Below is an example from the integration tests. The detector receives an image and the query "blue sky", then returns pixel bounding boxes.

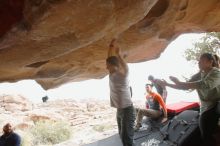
[0,33,204,103]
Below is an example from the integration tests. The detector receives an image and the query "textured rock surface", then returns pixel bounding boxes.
[0,94,33,112]
[0,0,220,89]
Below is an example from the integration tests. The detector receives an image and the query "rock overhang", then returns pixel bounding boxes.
[0,0,220,89]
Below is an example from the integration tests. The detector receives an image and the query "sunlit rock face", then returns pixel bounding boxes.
[0,0,220,89]
[0,94,32,112]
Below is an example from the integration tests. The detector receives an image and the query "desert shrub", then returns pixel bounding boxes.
[29,120,72,145]
[19,131,33,146]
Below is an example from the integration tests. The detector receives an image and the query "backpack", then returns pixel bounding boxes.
[137,110,201,146]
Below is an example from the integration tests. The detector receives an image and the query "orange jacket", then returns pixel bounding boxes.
[147,92,167,117]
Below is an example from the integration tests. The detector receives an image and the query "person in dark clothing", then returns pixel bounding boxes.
[0,123,21,146]
[148,75,167,102]
[42,95,49,102]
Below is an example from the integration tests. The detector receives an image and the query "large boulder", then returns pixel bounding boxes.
[0,0,220,89]
[0,94,33,112]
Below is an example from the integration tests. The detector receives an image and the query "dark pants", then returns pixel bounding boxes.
[117,105,135,146]
[199,104,219,145]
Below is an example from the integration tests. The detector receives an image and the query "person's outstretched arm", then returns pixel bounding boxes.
[107,39,116,57]
[156,77,198,90]
[115,47,128,74]
[109,39,128,74]
[169,76,198,90]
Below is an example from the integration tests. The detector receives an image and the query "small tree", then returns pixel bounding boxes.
[184,32,220,64]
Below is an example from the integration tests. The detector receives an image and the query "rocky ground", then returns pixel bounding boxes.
[0,94,144,146]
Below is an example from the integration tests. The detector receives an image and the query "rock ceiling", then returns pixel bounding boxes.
[0,0,220,89]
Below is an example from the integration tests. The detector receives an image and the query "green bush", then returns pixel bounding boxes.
[29,120,72,145]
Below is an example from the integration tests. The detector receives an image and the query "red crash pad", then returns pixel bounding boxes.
[167,101,200,115]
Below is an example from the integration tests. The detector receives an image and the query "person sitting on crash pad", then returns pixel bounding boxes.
[135,84,167,131]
